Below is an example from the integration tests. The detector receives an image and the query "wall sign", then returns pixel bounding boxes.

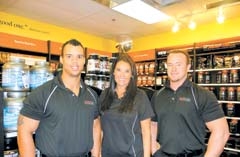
[0,32,47,53]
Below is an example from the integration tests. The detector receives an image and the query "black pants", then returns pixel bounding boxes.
[153,149,203,157]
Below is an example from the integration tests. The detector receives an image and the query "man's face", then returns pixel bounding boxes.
[166,53,190,83]
[60,44,85,77]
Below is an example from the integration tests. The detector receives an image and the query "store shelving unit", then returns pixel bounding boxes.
[0,89,3,157]
[192,41,240,156]
[0,33,62,156]
[128,49,156,89]
[135,38,240,156]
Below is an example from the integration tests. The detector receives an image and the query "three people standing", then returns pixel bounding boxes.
[17,39,229,157]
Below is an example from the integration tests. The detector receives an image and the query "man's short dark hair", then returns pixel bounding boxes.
[61,39,84,56]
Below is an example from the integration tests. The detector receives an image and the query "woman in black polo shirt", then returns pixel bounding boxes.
[99,53,154,157]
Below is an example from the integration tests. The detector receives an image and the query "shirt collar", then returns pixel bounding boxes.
[165,79,193,90]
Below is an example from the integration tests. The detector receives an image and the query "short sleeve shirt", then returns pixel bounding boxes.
[100,88,154,157]
[20,75,99,156]
[151,79,225,154]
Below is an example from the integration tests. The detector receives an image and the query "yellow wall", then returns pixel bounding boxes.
[0,12,116,52]
[131,16,240,51]
[1,11,240,52]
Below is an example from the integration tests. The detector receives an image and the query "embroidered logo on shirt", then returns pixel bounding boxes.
[179,97,191,102]
[84,100,94,105]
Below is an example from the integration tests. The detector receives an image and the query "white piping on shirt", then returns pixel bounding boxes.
[191,86,199,110]
[131,113,138,157]
[86,87,97,104]
[43,86,97,114]
[43,85,58,113]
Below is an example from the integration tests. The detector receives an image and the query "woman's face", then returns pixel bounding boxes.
[114,60,132,88]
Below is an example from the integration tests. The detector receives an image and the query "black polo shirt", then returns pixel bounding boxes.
[20,74,99,156]
[151,79,225,154]
[100,88,154,157]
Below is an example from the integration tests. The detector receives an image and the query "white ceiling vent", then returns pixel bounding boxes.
[152,0,183,6]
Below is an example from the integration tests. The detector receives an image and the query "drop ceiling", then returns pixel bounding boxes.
[0,0,240,42]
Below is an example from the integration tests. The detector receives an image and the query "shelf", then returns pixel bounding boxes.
[196,48,240,56]
[138,85,155,88]
[156,58,167,61]
[5,131,17,138]
[224,147,240,153]
[230,133,240,136]
[156,71,167,75]
[218,101,240,104]
[195,67,240,72]
[155,84,164,87]
[226,117,240,120]
[156,70,194,74]
[198,83,240,86]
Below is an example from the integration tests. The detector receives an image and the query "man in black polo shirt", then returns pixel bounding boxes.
[151,50,229,157]
[17,39,101,157]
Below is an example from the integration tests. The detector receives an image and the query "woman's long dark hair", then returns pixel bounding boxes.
[100,53,138,113]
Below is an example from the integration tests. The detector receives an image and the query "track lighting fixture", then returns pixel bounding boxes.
[172,21,180,33]
[188,20,196,30]
[217,7,225,24]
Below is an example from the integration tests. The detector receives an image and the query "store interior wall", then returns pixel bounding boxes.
[132,16,240,51]
[0,11,116,53]
[1,11,240,53]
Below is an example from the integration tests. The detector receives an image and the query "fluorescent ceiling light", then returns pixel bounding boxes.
[112,0,170,24]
